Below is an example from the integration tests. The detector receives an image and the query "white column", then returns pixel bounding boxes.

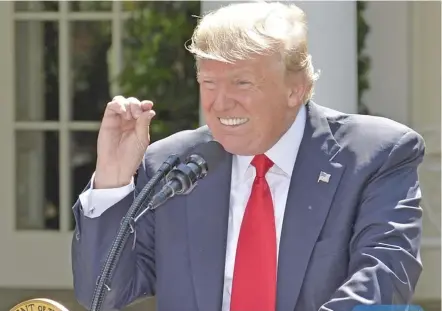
[199,0,358,125]
[363,2,410,125]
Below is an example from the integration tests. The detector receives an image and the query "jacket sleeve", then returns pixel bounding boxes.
[319,130,425,310]
[71,160,156,310]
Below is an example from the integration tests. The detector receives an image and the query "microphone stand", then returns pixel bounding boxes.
[133,193,167,222]
[89,155,181,311]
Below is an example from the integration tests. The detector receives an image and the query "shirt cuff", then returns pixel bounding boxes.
[79,172,135,218]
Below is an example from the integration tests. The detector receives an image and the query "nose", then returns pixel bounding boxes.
[212,89,236,112]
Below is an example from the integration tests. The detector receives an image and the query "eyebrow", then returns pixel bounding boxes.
[198,69,258,79]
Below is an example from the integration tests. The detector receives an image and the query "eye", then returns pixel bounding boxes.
[201,80,216,89]
[235,80,253,89]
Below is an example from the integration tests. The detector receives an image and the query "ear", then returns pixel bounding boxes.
[286,74,307,108]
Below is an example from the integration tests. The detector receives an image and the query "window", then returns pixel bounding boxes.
[14,1,201,231]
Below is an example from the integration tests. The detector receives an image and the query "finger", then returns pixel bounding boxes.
[136,109,156,134]
[117,97,132,120]
[127,97,143,119]
[105,99,126,116]
[112,95,126,102]
[108,96,131,120]
[135,109,156,146]
[107,95,128,114]
[140,100,154,111]
[111,95,129,118]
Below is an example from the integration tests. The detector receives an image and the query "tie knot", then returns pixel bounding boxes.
[251,154,273,178]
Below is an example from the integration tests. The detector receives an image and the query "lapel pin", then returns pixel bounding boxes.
[318,171,331,183]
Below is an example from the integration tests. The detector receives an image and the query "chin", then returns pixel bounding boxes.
[215,137,261,156]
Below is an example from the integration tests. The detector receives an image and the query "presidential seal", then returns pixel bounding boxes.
[10,298,69,311]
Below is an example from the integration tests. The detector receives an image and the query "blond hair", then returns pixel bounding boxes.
[186,1,320,101]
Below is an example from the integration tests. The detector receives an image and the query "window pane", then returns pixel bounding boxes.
[69,1,112,11]
[71,21,112,121]
[70,131,98,229]
[16,131,59,230]
[120,1,201,142]
[15,21,59,121]
[15,1,58,12]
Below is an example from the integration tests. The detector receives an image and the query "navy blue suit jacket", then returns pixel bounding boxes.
[72,101,425,311]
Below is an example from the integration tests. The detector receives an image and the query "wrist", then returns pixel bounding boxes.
[93,176,132,189]
[94,165,133,189]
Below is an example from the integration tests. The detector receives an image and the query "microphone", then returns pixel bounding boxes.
[134,140,225,221]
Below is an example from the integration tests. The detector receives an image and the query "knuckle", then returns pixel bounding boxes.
[112,95,125,102]
[106,99,126,114]
[106,101,119,110]
[127,97,140,104]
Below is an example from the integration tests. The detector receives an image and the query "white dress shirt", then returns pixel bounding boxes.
[79,105,306,310]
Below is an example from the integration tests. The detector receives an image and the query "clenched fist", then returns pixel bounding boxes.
[94,96,156,189]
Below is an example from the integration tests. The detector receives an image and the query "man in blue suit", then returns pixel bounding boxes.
[71,2,425,311]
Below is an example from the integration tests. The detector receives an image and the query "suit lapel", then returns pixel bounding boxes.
[186,142,232,311]
[276,102,346,311]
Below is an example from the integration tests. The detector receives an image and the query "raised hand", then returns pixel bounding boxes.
[94,96,156,189]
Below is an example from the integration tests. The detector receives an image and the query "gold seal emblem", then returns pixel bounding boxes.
[10,298,69,311]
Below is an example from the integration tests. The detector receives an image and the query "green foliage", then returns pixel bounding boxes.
[357,1,371,114]
[119,1,201,143]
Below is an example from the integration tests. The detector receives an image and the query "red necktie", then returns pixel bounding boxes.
[230,154,277,311]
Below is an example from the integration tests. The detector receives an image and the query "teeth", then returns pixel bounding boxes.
[219,117,249,126]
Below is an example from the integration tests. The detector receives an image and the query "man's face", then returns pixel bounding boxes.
[198,55,302,155]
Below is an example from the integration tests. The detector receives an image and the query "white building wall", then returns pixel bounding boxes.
[363,2,410,125]
[364,2,441,301]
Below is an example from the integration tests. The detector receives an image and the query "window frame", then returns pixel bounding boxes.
[0,0,128,288]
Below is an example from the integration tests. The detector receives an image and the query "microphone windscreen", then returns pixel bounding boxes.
[187,141,226,172]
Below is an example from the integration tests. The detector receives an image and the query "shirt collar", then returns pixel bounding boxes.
[233,104,307,179]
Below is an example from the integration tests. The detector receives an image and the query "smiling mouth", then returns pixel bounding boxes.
[218,117,249,126]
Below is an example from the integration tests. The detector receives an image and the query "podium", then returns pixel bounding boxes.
[10,298,69,311]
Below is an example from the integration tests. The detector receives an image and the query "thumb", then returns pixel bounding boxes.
[135,109,156,143]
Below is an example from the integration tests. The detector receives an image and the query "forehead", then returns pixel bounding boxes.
[197,54,283,78]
